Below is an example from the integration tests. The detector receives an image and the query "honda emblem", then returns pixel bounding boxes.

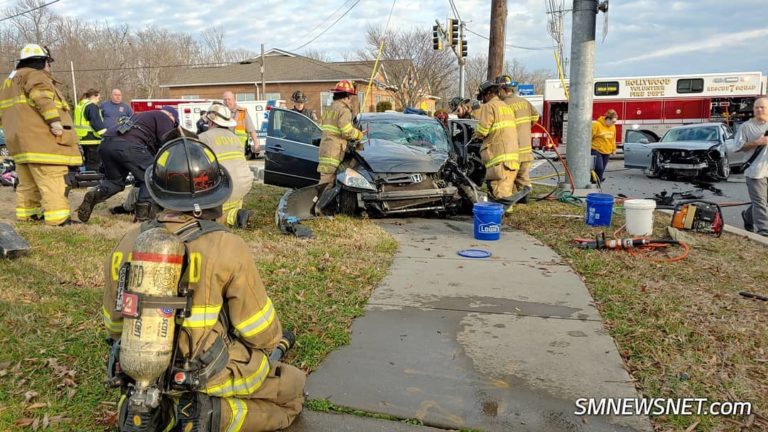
[410,174,422,183]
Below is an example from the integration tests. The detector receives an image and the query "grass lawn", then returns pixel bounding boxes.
[509,199,768,431]
[0,184,397,431]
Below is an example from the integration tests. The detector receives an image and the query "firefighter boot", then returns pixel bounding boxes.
[77,187,110,223]
[133,201,160,222]
[118,390,175,432]
[176,392,221,432]
[235,208,251,229]
[313,185,340,216]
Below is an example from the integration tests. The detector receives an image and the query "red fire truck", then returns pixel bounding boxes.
[129,98,214,114]
[540,72,767,149]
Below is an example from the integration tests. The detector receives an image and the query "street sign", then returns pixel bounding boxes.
[518,84,535,96]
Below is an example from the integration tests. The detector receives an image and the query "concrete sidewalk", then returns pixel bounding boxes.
[286,218,653,432]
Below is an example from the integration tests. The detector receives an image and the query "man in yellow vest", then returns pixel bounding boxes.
[223,91,260,157]
[0,44,82,226]
[496,75,539,203]
[472,80,520,211]
[74,88,108,172]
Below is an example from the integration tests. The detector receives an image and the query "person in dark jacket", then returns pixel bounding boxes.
[76,107,179,223]
[196,110,209,134]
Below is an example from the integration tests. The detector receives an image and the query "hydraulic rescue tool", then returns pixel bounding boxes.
[670,200,724,236]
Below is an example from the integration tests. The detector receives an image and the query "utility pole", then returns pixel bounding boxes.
[458,21,466,98]
[565,0,598,189]
[487,0,507,80]
[260,44,266,99]
[70,61,77,104]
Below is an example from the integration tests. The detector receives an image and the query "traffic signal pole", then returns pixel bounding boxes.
[433,18,468,98]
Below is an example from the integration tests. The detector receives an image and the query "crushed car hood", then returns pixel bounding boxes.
[647,141,720,151]
[359,139,449,173]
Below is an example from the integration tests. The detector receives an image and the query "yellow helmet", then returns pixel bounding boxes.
[19,44,53,62]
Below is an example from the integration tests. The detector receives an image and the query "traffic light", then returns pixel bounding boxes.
[449,19,459,47]
[432,25,442,50]
[460,39,468,57]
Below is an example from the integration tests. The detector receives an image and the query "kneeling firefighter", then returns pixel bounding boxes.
[102,138,306,432]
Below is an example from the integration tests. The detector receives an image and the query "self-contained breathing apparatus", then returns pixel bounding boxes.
[107,220,294,432]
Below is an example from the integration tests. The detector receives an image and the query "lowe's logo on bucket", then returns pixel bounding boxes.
[479,222,500,234]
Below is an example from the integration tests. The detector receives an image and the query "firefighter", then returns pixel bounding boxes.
[291,90,317,122]
[223,91,260,156]
[496,75,539,203]
[0,44,82,226]
[76,107,179,223]
[198,103,254,228]
[74,88,108,172]
[315,80,364,214]
[472,80,520,210]
[103,139,305,432]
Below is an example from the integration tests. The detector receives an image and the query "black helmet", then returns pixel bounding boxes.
[291,90,308,103]
[449,96,470,112]
[146,138,232,212]
[477,80,499,98]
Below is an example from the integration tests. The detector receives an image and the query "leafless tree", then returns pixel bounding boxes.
[302,48,331,62]
[360,25,456,110]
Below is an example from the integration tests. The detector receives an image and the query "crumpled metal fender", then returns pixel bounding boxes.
[275,184,326,238]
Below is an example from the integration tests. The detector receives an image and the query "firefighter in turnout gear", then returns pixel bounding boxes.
[496,75,539,203]
[291,90,317,122]
[0,44,82,226]
[472,80,520,211]
[103,138,305,432]
[315,80,363,214]
[74,88,108,172]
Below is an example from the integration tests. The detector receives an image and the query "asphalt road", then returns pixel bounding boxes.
[598,159,751,228]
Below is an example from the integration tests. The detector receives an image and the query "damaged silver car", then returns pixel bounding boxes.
[263,109,487,233]
[624,122,750,180]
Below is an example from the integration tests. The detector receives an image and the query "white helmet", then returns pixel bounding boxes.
[19,44,52,62]
[206,103,237,128]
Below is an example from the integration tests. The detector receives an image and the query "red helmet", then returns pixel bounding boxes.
[331,80,357,95]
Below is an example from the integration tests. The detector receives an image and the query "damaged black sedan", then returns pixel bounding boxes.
[263,109,486,231]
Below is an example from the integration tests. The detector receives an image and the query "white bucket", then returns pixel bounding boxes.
[624,199,656,236]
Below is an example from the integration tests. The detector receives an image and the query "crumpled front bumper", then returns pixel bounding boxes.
[275,184,325,237]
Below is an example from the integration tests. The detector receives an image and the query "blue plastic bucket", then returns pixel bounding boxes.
[473,202,504,241]
[585,193,614,227]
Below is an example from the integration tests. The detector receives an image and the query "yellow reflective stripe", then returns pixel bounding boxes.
[340,123,354,133]
[225,398,247,432]
[44,209,70,223]
[515,116,532,125]
[234,298,276,338]
[489,121,517,132]
[156,151,170,167]
[318,157,340,168]
[188,252,202,283]
[42,108,59,120]
[203,148,216,162]
[532,114,540,122]
[222,200,243,212]
[205,355,269,397]
[499,106,514,115]
[321,125,341,134]
[475,124,490,135]
[519,147,533,154]
[16,207,42,217]
[486,153,519,168]
[95,128,107,136]
[181,304,223,329]
[102,305,123,333]
[111,252,124,281]
[217,151,246,162]
[14,153,82,165]
[29,89,55,99]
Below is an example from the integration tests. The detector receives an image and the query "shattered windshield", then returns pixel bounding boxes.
[661,126,719,143]
[361,118,450,152]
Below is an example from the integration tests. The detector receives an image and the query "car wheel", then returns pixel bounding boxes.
[718,154,730,180]
[338,189,357,216]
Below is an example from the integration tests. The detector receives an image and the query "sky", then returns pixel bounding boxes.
[56,0,768,79]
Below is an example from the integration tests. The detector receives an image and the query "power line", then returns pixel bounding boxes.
[306,0,356,35]
[290,0,362,52]
[465,27,555,51]
[448,0,462,21]
[0,0,60,23]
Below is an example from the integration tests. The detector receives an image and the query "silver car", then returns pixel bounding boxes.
[623,122,751,181]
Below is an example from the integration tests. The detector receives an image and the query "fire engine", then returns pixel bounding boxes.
[129,98,214,115]
[540,72,767,149]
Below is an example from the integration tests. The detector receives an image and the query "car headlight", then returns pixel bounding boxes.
[338,168,376,191]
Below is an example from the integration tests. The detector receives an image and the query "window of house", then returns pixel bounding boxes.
[263,93,281,101]
[181,95,200,99]
[594,81,619,96]
[676,78,704,94]
[236,93,255,102]
[320,92,333,115]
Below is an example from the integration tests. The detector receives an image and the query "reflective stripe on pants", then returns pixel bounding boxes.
[15,163,70,225]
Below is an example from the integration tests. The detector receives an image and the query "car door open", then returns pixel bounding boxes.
[264,108,323,189]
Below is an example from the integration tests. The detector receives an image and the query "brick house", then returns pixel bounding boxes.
[161,49,436,114]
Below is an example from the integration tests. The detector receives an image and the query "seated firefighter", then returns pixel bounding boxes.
[102,139,305,432]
